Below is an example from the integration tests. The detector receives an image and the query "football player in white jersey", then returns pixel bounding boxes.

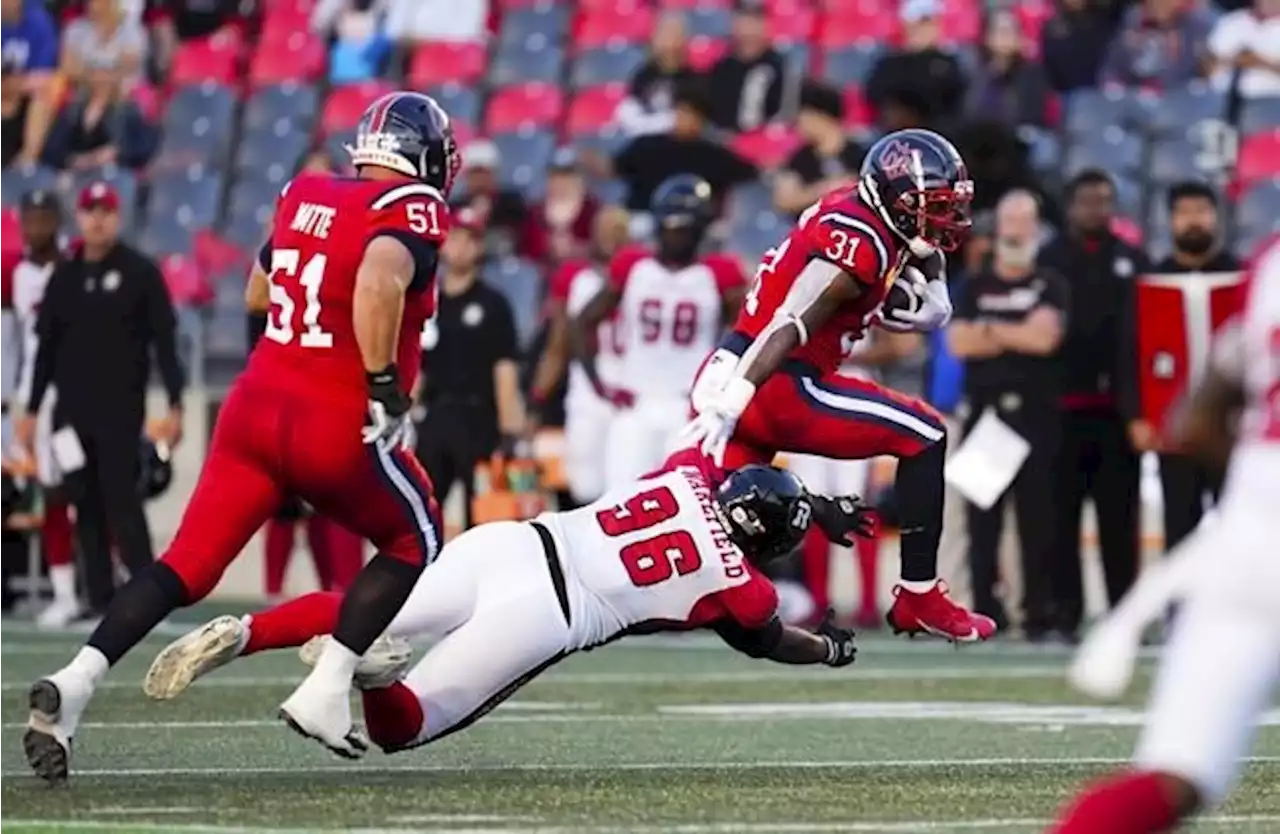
[4,190,78,627]
[572,175,745,491]
[1051,233,1280,834]
[144,451,869,754]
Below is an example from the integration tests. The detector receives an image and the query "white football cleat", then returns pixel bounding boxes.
[36,597,82,631]
[24,670,93,783]
[299,634,412,690]
[144,615,248,700]
[1069,618,1143,700]
[278,675,369,760]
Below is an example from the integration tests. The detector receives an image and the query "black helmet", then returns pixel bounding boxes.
[651,174,714,264]
[716,465,813,565]
[858,128,974,256]
[139,440,173,501]
[347,91,461,195]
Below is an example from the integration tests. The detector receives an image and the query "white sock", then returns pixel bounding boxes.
[49,565,76,603]
[67,646,109,686]
[311,639,360,686]
[898,578,939,594]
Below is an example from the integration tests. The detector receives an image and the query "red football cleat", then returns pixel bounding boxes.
[886,581,997,642]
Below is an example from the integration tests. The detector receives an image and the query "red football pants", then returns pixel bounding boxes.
[162,378,439,601]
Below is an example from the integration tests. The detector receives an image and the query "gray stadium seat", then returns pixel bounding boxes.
[685,7,731,38]
[490,43,565,86]
[225,175,281,222]
[1,164,59,207]
[149,167,224,231]
[572,45,645,89]
[154,83,237,169]
[1112,174,1144,221]
[1141,86,1227,139]
[571,128,628,157]
[1240,98,1280,138]
[590,177,627,206]
[726,181,775,226]
[821,45,880,86]
[205,307,249,362]
[491,131,556,194]
[235,127,310,182]
[500,7,570,46]
[138,212,196,255]
[323,130,356,167]
[778,43,811,78]
[220,204,273,250]
[1236,180,1280,239]
[1021,128,1062,176]
[727,210,787,266]
[426,84,481,126]
[243,83,319,135]
[482,257,543,348]
[1147,139,1203,186]
[1062,128,1143,177]
[1064,88,1134,137]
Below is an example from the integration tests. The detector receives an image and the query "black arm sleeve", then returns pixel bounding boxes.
[371,230,440,294]
[714,616,785,659]
[143,256,185,408]
[26,267,64,414]
[247,311,268,352]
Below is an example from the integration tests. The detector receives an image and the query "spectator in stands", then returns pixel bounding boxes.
[1,0,59,168]
[385,0,487,44]
[867,0,967,129]
[453,138,527,258]
[1099,0,1212,90]
[592,79,757,214]
[706,0,789,132]
[1038,168,1149,640]
[954,119,1059,226]
[1040,0,1116,94]
[42,62,155,171]
[149,0,242,73]
[60,0,147,87]
[326,2,390,84]
[615,11,694,138]
[772,80,864,216]
[1119,182,1241,557]
[1208,0,1280,99]
[965,10,1052,128]
[519,147,598,269]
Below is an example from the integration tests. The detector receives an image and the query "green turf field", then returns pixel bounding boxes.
[2,607,1278,834]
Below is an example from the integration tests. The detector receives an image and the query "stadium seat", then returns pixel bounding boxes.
[661,0,731,8]
[226,174,283,220]
[818,8,898,47]
[490,43,566,86]
[1062,128,1143,178]
[1240,97,1280,138]
[686,37,728,72]
[574,8,656,50]
[1148,139,1204,186]
[770,5,817,43]
[139,214,197,257]
[129,82,163,123]
[407,41,487,88]
[321,81,395,136]
[501,7,572,45]
[567,85,627,135]
[260,3,312,41]
[0,165,58,208]
[491,131,557,193]
[841,85,874,130]
[161,253,214,307]
[204,307,249,362]
[482,257,544,347]
[726,181,775,226]
[939,2,981,45]
[248,32,326,86]
[1,208,20,260]
[685,7,732,39]
[822,44,880,85]
[243,84,321,135]
[1022,128,1062,176]
[778,42,812,76]
[1111,175,1144,222]
[426,84,482,127]
[572,127,629,160]
[193,229,248,276]
[589,177,628,206]
[148,168,225,233]
[152,83,237,170]
[234,127,310,183]
[220,202,274,250]
[1141,85,1227,138]
[727,209,788,266]
[1237,129,1280,186]
[1236,180,1280,239]
[1063,88,1134,137]
[485,83,566,133]
[168,38,239,86]
[732,126,800,171]
[571,45,646,88]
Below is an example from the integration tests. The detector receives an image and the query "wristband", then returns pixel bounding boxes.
[821,634,838,665]
[366,365,399,390]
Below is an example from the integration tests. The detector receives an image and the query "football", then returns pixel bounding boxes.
[883,266,927,317]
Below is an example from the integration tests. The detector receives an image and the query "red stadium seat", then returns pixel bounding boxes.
[451,120,477,148]
[575,8,655,50]
[1,209,20,261]
[1110,216,1144,248]
[732,126,801,170]
[1238,129,1280,186]
[661,0,731,7]
[321,81,396,136]
[249,32,326,86]
[842,86,874,130]
[567,84,626,135]
[940,2,982,45]
[194,230,248,275]
[686,36,727,72]
[769,5,816,42]
[579,0,646,12]
[407,41,487,88]
[129,82,163,122]
[161,254,214,307]
[168,38,239,86]
[261,5,312,41]
[486,83,566,133]
[821,0,894,12]
[817,8,899,47]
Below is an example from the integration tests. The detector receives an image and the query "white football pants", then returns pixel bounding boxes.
[603,397,687,490]
[563,396,614,505]
[382,521,571,746]
[1133,499,1280,806]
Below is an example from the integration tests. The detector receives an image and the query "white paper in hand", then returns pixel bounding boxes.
[50,426,87,474]
[944,409,1030,510]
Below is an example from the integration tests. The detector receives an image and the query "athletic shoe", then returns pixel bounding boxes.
[35,597,82,630]
[24,671,92,784]
[886,581,997,642]
[144,615,248,700]
[299,634,412,690]
[279,670,369,759]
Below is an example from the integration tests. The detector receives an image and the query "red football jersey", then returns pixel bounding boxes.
[735,187,907,376]
[247,173,450,400]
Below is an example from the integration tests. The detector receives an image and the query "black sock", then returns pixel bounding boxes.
[87,562,190,666]
[332,554,423,655]
[896,435,946,583]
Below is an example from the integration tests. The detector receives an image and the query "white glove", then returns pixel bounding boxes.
[882,278,953,332]
[677,377,756,466]
[361,400,415,451]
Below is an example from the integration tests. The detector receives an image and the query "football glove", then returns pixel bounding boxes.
[361,367,414,450]
[815,609,857,668]
[882,277,952,332]
[678,378,756,466]
[810,494,878,547]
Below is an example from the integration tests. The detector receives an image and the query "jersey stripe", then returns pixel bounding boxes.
[370,182,446,210]
[819,212,889,277]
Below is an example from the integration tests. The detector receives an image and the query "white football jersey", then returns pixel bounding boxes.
[609,249,742,401]
[539,463,757,650]
[564,264,623,408]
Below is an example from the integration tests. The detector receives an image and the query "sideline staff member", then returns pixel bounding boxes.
[947,191,1067,638]
[1120,181,1242,553]
[416,211,525,527]
[1037,169,1149,638]
[16,181,184,612]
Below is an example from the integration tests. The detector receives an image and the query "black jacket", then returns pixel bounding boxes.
[28,242,184,429]
[1036,230,1150,409]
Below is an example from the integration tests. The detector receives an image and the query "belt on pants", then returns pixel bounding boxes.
[530,520,572,627]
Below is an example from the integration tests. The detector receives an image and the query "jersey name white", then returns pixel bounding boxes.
[617,257,722,401]
[539,465,750,650]
[565,266,622,408]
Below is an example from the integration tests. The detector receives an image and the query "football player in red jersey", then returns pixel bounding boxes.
[683,128,996,643]
[23,92,460,782]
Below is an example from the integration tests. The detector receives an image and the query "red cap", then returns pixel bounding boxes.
[78,181,120,212]
[454,205,484,234]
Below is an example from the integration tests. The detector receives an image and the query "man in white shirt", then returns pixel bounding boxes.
[1208,0,1280,99]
